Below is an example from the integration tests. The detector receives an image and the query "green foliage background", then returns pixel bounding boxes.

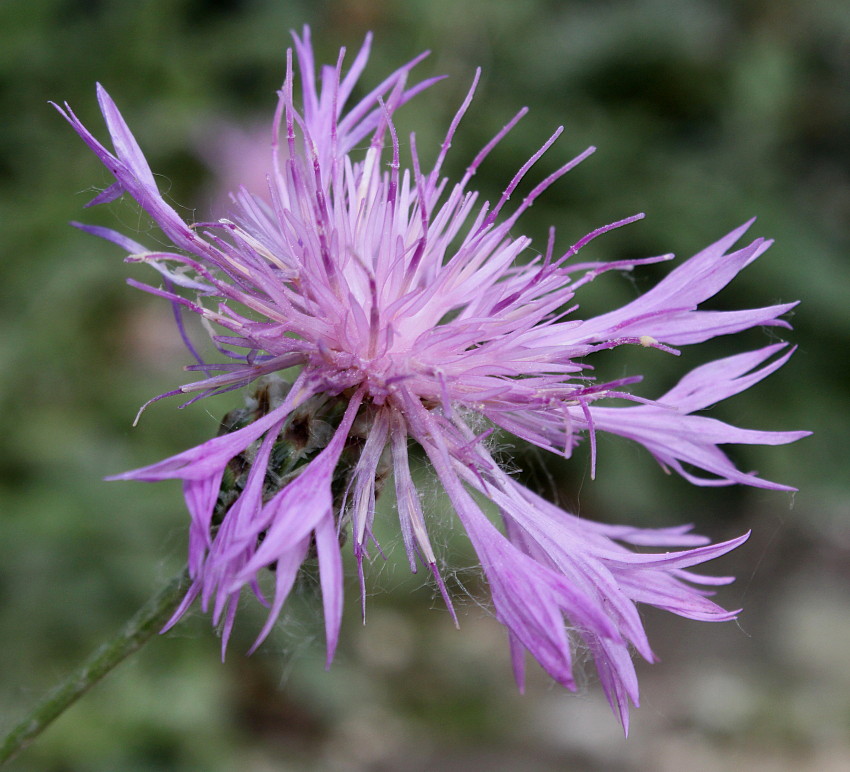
[1,1,847,769]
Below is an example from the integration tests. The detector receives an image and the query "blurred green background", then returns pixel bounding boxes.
[1,0,847,769]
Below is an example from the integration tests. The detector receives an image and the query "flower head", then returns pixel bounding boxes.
[55,27,807,731]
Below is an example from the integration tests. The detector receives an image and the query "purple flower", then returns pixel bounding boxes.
[55,28,807,731]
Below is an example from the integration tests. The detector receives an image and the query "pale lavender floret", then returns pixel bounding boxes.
[56,26,809,731]
[570,221,797,345]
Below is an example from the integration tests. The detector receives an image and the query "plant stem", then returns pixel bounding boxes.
[0,568,190,766]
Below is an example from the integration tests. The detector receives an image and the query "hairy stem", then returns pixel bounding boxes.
[0,568,189,766]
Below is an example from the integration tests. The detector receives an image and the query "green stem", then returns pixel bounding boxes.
[0,568,190,766]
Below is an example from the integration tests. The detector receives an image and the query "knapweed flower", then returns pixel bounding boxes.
[55,28,807,731]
